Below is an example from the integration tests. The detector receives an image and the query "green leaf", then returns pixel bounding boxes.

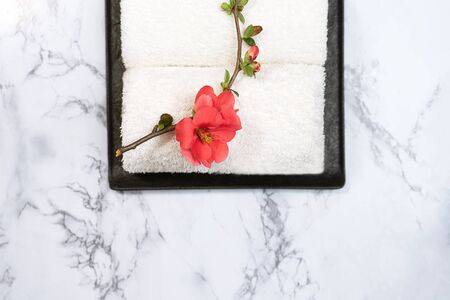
[224,69,231,83]
[243,64,254,77]
[238,0,248,10]
[230,89,240,97]
[243,37,255,46]
[243,25,254,38]
[238,12,245,23]
[221,2,230,11]
[230,0,235,7]
[239,0,249,6]
[221,82,229,91]
[244,53,250,64]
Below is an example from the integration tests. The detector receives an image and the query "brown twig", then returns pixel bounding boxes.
[115,125,175,157]
[228,4,243,88]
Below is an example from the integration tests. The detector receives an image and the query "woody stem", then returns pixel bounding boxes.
[228,4,243,88]
[115,125,175,157]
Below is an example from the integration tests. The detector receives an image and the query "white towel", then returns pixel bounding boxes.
[121,0,329,67]
[121,0,328,174]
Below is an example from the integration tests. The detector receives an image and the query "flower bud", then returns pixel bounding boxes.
[158,113,174,130]
[251,62,261,73]
[252,26,263,36]
[246,45,259,62]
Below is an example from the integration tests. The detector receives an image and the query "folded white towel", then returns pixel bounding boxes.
[121,0,328,174]
[121,64,325,174]
[121,0,329,67]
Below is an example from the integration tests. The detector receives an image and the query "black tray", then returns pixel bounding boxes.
[106,0,345,190]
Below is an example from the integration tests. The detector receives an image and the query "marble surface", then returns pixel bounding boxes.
[1,0,450,299]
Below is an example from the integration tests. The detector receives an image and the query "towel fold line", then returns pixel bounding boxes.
[124,61,325,70]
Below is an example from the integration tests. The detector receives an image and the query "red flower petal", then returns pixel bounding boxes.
[192,139,212,163]
[210,128,236,142]
[196,86,216,102]
[220,108,242,131]
[175,118,196,149]
[201,159,212,168]
[180,149,200,166]
[193,106,221,128]
[210,140,229,163]
[215,90,235,110]
[195,94,214,112]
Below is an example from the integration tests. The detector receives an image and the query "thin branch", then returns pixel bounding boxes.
[115,125,175,157]
[228,4,243,88]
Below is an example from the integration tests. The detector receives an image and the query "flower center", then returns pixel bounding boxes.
[196,128,213,144]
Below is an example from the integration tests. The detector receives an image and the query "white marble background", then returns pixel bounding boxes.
[0,0,449,299]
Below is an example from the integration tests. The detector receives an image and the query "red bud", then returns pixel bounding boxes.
[247,46,259,61]
[252,62,261,73]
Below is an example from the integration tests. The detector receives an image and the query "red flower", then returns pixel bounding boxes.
[247,45,259,61]
[176,86,242,168]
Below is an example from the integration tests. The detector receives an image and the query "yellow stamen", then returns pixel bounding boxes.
[197,128,213,144]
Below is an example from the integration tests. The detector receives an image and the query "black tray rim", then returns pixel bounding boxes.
[106,0,345,190]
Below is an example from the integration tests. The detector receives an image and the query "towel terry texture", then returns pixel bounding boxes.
[121,0,329,174]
